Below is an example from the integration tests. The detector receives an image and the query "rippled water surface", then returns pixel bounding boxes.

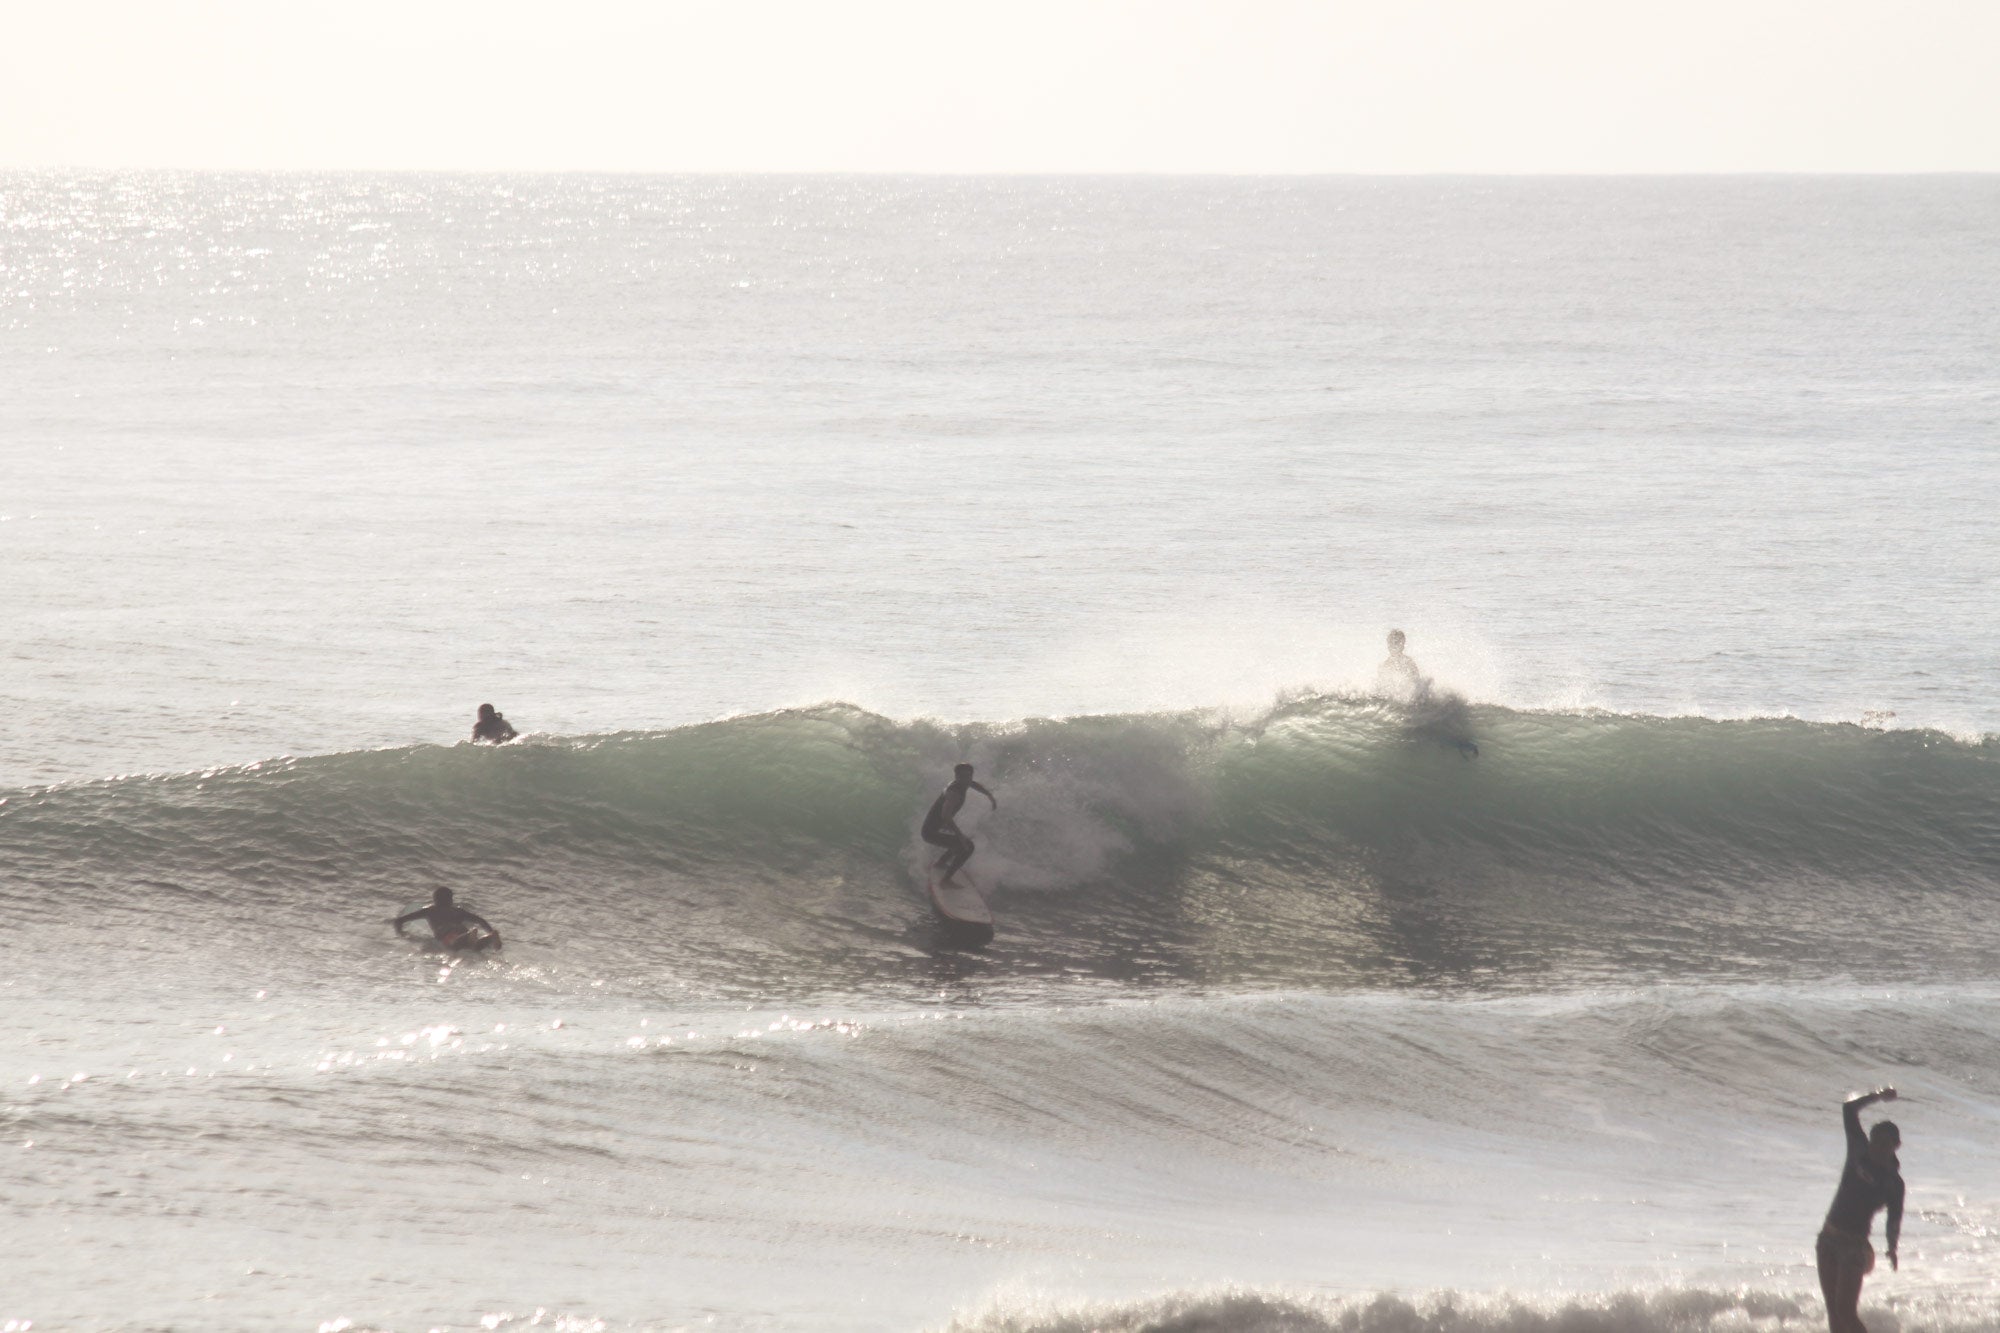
[3,174,1998,1332]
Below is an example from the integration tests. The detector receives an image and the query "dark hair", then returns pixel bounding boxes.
[953,763,975,777]
[433,886,455,905]
[478,703,496,717]
[1871,1120,1901,1148]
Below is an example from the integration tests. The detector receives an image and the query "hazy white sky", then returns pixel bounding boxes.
[4,0,1995,172]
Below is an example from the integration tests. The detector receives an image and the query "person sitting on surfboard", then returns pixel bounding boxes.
[1375,631,1479,757]
[472,703,518,744]
[922,763,997,882]
[392,887,503,952]
[1374,629,1426,702]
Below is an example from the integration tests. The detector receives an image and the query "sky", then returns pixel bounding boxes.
[2,0,1995,173]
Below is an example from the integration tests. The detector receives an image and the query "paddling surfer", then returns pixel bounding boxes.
[472,703,518,744]
[922,763,996,882]
[392,887,503,952]
[1817,1086,1903,1333]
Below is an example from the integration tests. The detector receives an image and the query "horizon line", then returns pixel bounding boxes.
[5,166,1999,179]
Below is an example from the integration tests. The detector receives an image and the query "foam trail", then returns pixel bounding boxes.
[942,1286,1995,1333]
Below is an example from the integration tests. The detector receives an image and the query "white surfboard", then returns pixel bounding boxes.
[926,867,995,945]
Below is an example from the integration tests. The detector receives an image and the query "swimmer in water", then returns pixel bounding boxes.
[392,887,503,952]
[472,703,518,744]
[1817,1086,1903,1333]
[921,763,997,882]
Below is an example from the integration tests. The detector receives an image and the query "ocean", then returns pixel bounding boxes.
[3,173,1998,1332]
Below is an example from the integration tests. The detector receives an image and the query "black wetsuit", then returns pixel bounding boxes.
[472,713,517,744]
[922,788,975,875]
[1820,1098,1903,1269]
[396,904,500,951]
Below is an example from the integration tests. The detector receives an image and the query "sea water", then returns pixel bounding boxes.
[2,174,1998,1331]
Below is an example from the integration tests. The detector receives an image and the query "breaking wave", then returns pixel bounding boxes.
[4,698,1996,998]
[939,1286,1996,1333]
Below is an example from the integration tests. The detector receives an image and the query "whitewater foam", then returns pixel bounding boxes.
[941,1286,1998,1333]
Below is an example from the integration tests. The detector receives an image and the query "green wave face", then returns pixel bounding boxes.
[5,699,1996,1001]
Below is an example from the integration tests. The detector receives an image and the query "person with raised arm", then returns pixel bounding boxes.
[1817,1086,1903,1333]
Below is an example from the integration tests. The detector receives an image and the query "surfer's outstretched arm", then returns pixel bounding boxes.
[390,908,428,937]
[464,911,502,947]
[1849,1088,1905,1269]
[1844,1087,1896,1156]
[970,781,997,811]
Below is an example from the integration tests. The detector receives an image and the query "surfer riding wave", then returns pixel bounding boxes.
[922,763,996,882]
